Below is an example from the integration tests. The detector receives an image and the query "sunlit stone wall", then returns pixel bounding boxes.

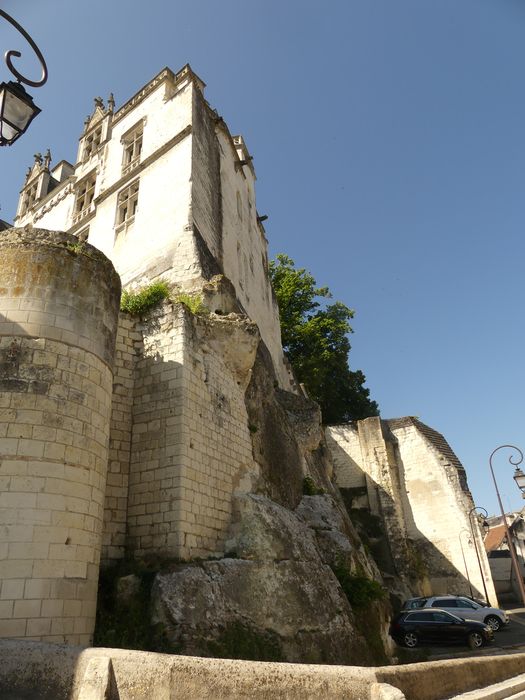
[0,227,120,645]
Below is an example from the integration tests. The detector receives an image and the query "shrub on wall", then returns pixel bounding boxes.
[120,280,171,315]
[172,291,208,315]
[332,561,384,609]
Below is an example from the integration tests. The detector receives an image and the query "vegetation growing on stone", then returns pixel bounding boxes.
[172,290,208,315]
[332,560,384,610]
[65,241,86,255]
[269,254,378,424]
[302,476,325,496]
[120,280,171,315]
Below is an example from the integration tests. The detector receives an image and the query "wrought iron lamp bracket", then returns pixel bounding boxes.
[1,9,48,88]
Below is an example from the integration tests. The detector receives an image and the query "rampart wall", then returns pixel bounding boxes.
[327,417,498,604]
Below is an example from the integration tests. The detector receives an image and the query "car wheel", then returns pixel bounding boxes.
[403,632,418,648]
[485,615,501,632]
[468,632,484,649]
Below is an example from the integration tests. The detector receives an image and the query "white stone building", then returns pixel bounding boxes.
[14,65,291,390]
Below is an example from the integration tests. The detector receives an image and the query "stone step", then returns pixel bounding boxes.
[447,673,525,700]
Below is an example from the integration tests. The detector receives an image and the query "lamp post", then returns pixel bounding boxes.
[489,445,525,606]
[0,9,48,146]
[514,467,525,497]
[458,529,474,597]
[468,506,490,603]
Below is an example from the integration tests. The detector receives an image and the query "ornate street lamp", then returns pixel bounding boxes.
[468,506,490,603]
[514,467,525,496]
[489,445,525,606]
[0,9,48,146]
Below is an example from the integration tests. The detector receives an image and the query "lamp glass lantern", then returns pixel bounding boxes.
[0,80,41,146]
[514,467,525,495]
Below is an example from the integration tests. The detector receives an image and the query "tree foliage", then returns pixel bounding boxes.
[269,254,379,424]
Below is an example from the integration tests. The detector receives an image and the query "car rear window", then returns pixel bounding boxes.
[404,598,427,609]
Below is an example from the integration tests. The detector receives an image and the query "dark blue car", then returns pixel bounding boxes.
[390,608,494,649]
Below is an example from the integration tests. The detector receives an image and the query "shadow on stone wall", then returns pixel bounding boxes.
[332,434,484,602]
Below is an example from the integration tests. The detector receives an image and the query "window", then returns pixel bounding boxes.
[73,174,96,225]
[83,125,102,161]
[116,180,139,228]
[21,182,38,215]
[407,612,433,622]
[432,612,456,623]
[122,126,143,175]
[431,599,457,608]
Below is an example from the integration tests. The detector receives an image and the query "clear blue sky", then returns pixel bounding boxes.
[1,0,525,516]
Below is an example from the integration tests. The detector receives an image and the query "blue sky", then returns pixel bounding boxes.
[1,0,525,515]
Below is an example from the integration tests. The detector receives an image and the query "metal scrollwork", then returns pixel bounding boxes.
[489,444,524,470]
[1,9,48,88]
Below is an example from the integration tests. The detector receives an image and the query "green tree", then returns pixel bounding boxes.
[269,254,379,424]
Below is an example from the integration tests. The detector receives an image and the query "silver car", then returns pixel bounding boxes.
[403,595,508,631]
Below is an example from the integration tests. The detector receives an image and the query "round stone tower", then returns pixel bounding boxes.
[0,226,120,645]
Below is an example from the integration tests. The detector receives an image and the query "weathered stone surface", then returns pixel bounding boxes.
[296,494,375,575]
[194,312,260,389]
[116,575,141,606]
[225,494,320,562]
[151,557,368,664]
[244,343,305,508]
[326,417,498,604]
[275,389,323,452]
[3,639,525,700]
[0,226,120,646]
[77,657,116,700]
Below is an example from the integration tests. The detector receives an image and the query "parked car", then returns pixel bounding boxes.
[390,609,495,649]
[401,595,508,631]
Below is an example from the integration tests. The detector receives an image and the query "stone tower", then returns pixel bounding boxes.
[0,227,120,644]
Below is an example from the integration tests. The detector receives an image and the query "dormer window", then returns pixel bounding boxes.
[122,125,143,175]
[21,182,38,216]
[73,173,96,225]
[83,125,102,161]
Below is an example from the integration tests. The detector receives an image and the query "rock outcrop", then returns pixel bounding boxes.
[96,297,394,664]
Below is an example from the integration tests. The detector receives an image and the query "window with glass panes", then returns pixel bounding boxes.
[74,174,96,215]
[21,182,38,215]
[122,127,143,174]
[116,180,139,225]
[83,125,102,160]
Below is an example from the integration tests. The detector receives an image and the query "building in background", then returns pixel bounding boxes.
[326,416,498,605]
[485,511,525,603]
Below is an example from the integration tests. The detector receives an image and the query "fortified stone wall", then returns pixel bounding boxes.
[104,302,261,563]
[326,416,498,604]
[0,227,120,644]
[100,315,138,565]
